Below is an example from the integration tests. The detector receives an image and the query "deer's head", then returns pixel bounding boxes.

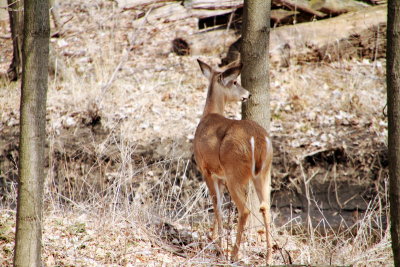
[197,59,250,103]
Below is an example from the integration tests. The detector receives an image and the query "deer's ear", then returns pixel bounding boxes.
[221,64,242,86]
[197,59,213,80]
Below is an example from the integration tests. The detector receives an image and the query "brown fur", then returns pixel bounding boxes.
[193,59,273,263]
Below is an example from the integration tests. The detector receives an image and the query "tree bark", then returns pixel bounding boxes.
[13,0,50,266]
[387,1,400,266]
[7,0,23,81]
[240,0,271,243]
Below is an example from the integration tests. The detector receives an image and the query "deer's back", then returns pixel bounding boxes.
[194,114,270,178]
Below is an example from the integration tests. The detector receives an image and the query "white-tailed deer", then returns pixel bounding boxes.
[193,59,273,263]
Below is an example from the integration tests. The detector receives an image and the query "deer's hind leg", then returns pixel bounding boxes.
[224,174,250,262]
[203,172,224,246]
[252,165,273,264]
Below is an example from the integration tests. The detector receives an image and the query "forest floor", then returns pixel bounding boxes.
[0,0,393,266]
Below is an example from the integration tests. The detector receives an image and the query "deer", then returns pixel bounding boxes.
[193,59,273,264]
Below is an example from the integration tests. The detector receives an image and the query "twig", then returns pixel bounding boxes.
[300,148,329,160]
[1,0,18,9]
[100,52,127,95]
[333,163,344,210]
[51,15,74,38]
[382,103,387,117]
[95,5,153,106]
[156,241,188,259]
[298,160,314,241]
[180,238,223,265]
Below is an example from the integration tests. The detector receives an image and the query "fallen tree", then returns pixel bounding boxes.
[268,4,386,65]
[171,5,386,65]
[213,5,386,66]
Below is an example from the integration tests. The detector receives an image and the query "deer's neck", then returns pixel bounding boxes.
[202,83,225,117]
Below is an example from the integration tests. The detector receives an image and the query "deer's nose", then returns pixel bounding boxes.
[240,91,250,102]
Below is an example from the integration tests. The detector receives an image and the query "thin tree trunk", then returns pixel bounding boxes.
[7,0,23,81]
[241,1,271,130]
[240,0,271,243]
[387,1,400,266]
[13,0,50,266]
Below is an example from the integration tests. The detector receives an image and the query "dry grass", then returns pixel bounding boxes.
[0,0,392,266]
[0,166,392,266]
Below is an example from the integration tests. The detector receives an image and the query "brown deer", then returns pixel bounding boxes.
[193,59,273,263]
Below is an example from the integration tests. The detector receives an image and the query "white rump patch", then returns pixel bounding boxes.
[250,136,256,178]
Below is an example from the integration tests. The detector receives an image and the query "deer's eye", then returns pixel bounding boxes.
[233,81,237,85]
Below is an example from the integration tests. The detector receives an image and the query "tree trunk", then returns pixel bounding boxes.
[13,0,50,266]
[240,0,271,244]
[7,0,23,81]
[387,1,400,266]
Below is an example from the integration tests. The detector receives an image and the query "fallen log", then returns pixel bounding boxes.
[126,0,385,65]
[130,2,189,27]
[274,0,326,18]
[188,0,242,10]
[275,0,368,17]
[122,0,371,25]
[269,4,386,64]
[317,0,369,15]
[173,29,238,57]
[116,0,173,10]
[271,9,299,26]
[216,5,386,66]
